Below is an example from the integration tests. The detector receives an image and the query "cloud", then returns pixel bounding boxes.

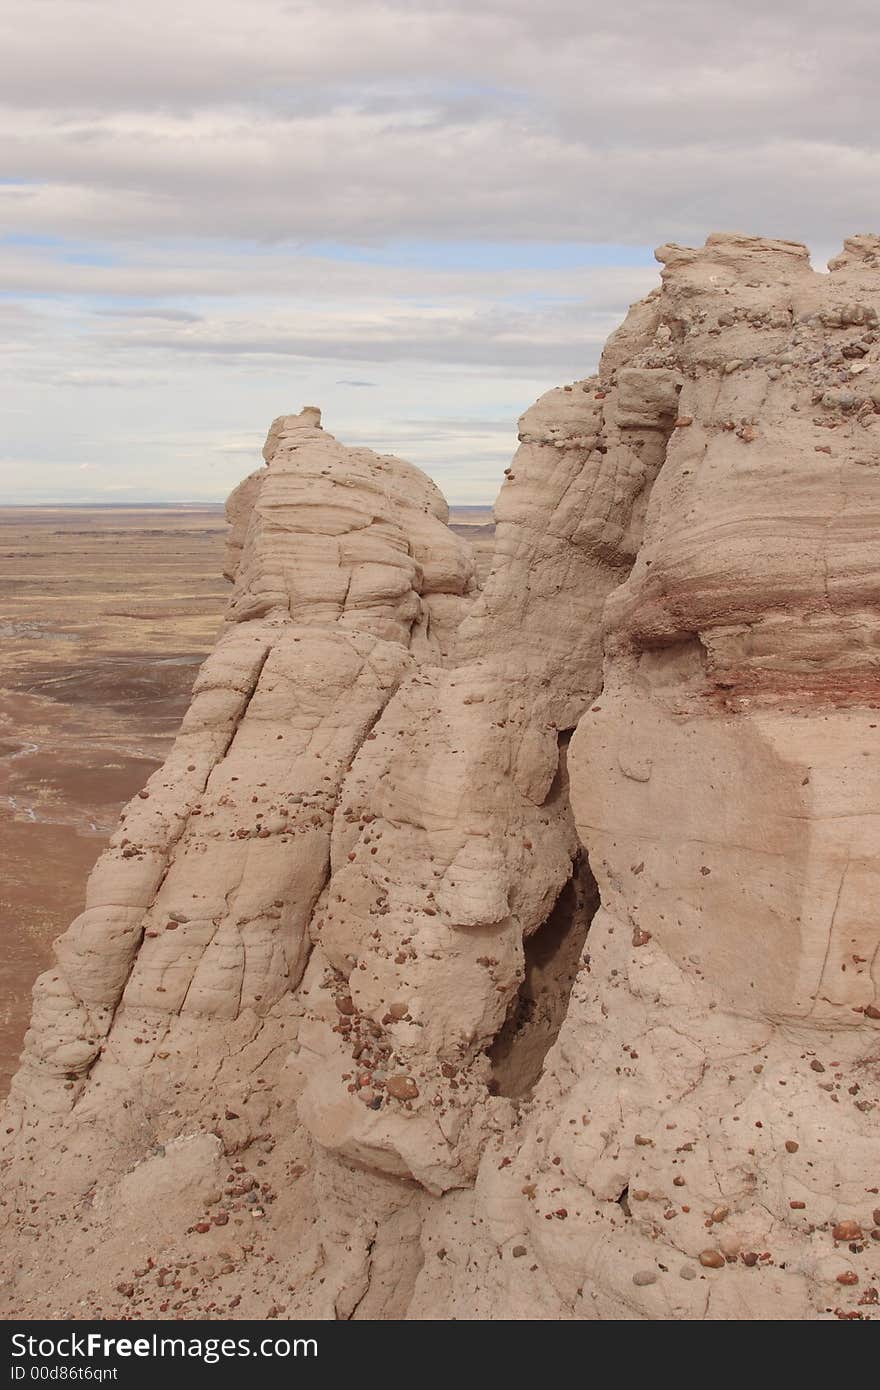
[96,297,629,371]
[0,240,655,304]
[1,0,877,502]
[97,306,203,322]
[2,111,878,250]
[0,1,877,248]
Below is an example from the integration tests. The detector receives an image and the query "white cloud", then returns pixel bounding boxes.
[0,2,877,245]
[0,0,877,501]
[3,108,878,247]
[0,243,654,303]
[0,273,616,501]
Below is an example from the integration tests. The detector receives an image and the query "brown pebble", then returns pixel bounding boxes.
[810,1059,826,1073]
[873,1209,880,1227]
[832,1220,863,1242]
[194,1222,212,1234]
[699,1250,725,1269]
[335,995,355,1016]
[837,1271,859,1285]
[865,1003,880,1020]
[789,1200,806,1210]
[386,1075,419,1101]
[512,1245,527,1258]
[633,1270,657,1286]
[784,1140,799,1153]
[388,1001,409,1021]
[742,1252,759,1267]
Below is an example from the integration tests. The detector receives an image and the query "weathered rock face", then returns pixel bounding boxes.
[556,232,880,1316]
[1,409,475,1196]
[2,235,879,1322]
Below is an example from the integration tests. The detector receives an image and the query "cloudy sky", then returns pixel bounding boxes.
[2,0,878,504]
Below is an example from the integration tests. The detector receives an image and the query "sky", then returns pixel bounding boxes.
[2,1,878,504]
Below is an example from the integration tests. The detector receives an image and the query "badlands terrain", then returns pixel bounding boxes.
[1,232,879,1321]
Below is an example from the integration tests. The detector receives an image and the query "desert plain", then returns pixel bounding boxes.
[0,506,229,1092]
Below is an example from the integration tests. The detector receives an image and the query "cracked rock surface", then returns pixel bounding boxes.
[2,233,880,1321]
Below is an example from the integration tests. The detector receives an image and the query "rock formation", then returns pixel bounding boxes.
[2,233,879,1321]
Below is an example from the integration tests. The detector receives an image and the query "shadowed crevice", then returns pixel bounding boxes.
[488,848,599,1097]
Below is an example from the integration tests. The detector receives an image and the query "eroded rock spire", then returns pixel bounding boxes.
[2,236,879,1321]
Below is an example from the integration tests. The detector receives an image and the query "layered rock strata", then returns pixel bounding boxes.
[2,234,879,1321]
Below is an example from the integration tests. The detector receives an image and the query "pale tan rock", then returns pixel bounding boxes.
[467,231,880,1321]
[0,409,474,1194]
[3,236,880,1323]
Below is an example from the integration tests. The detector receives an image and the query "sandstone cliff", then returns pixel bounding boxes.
[2,233,879,1321]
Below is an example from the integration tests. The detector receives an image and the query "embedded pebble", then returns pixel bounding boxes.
[832,1220,863,1241]
[386,1075,419,1100]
